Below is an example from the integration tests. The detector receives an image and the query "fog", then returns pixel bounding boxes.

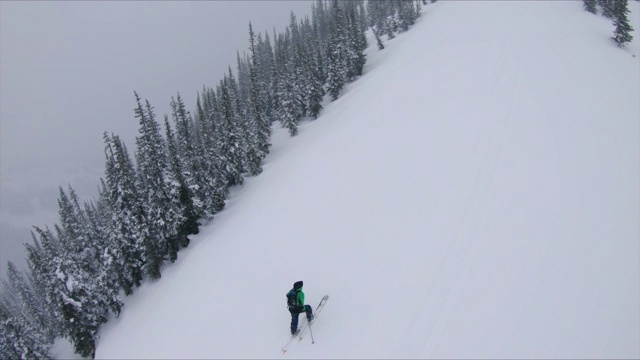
[0,1,314,278]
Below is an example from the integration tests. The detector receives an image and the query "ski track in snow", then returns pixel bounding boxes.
[93,1,640,359]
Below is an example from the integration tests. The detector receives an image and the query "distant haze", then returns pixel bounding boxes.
[0,1,314,278]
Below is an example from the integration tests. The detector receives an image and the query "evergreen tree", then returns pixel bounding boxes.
[583,0,597,14]
[217,78,246,183]
[296,15,325,120]
[415,0,423,19]
[164,115,200,248]
[367,0,391,36]
[0,263,52,359]
[82,195,123,316]
[396,0,417,32]
[599,0,615,18]
[248,22,272,169]
[24,234,64,338]
[56,186,110,295]
[326,2,348,101]
[171,93,213,219]
[611,0,634,47]
[345,6,367,79]
[134,94,177,273]
[103,133,146,295]
[255,31,277,124]
[54,185,121,358]
[194,92,227,213]
[303,49,325,119]
[226,66,251,174]
[0,299,51,359]
[236,51,252,112]
[30,224,105,359]
[373,28,385,50]
[275,26,306,136]
[5,261,56,343]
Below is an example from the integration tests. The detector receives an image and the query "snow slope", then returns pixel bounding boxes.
[93,1,640,359]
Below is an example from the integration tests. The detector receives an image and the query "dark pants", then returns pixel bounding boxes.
[290,305,313,333]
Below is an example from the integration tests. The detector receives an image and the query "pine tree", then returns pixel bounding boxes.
[396,0,417,32]
[367,0,390,37]
[0,301,21,359]
[345,6,367,79]
[53,183,125,334]
[30,224,104,359]
[164,115,199,248]
[415,0,423,18]
[248,22,272,169]
[227,65,252,174]
[134,93,178,274]
[217,78,246,183]
[56,186,106,287]
[24,234,64,338]
[0,298,51,359]
[53,185,122,358]
[0,263,52,359]
[194,92,227,213]
[599,0,615,18]
[255,31,276,124]
[205,87,231,209]
[373,28,385,50]
[103,133,146,295]
[171,93,213,219]
[275,26,306,136]
[303,48,325,119]
[583,0,597,14]
[611,0,634,47]
[82,195,123,316]
[4,262,54,341]
[236,51,252,113]
[326,2,348,101]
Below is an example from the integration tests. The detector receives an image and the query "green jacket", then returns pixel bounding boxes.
[296,288,305,308]
[298,288,304,307]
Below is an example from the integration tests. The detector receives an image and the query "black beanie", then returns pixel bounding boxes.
[294,281,303,289]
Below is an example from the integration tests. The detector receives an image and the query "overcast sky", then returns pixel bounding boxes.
[0,0,314,278]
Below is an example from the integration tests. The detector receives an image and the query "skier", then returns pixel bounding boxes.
[286,280,314,335]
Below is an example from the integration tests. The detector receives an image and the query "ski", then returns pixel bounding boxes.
[297,295,328,342]
[281,295,329,354]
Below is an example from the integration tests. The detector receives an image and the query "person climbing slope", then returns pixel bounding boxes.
[286,280,314,335]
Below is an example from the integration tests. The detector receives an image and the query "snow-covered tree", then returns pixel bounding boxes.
[0,262,53,359]
[82,194,122,317]
[248,22,272,171]
[275,27,305,136]
[164,115,200,249]
[171,93,213,219]
[345,5,367,79]
[0,298,51,360]
[194,92,227,213]
[133,93,186,272]
[24,233,64,337]
[226,66,252,174]
[216,78,246,184]
[598,0,615,18]
[103,133,146,295]
[583,0,597,14]
[326,2,349,101]
[611,0,634,47]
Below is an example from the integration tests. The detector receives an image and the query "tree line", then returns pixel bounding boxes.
[583,0,634,46]
[0,1,424,358]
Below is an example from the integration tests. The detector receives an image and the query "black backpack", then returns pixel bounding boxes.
[286,289,300,311]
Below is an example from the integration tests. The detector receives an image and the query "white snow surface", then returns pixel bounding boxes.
[94,1,640,359]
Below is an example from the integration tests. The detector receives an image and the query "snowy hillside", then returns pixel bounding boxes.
[91,1,639,359]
